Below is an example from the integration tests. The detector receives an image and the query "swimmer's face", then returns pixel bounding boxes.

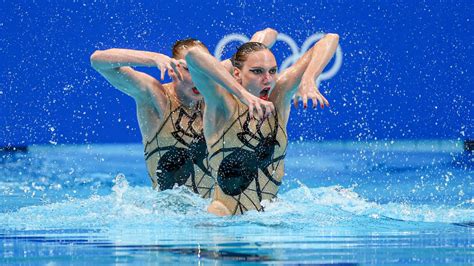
[173,50,202,99]
[234,50,277,101]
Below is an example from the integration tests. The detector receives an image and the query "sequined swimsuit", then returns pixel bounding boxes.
[144,92,214,198]
[207,99,287,214]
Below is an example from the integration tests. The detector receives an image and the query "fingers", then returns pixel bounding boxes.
[294,93,330,110]
[155,63,166,80]
[169,59,183,81]
[310,94,319,109]
[302,95,308,109]
[159,63,166,80]
[255,104,264,121]
[168,68,177,80]
[248,103,255,120]
[315,94,329,109]
[310,96,316,109]
[262,101,274,119]
[178,59,187,68]
[293,96,299,109]
[268,102,275,116]
[323,96,330,107]
[308,94,321,109]
[249,100,274,121]
[264,105,271,119]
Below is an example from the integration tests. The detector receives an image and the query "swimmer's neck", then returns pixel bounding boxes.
[171,82,203,110]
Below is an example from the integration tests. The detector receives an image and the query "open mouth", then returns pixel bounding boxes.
[259,87,270,100]
[191,87,200,95]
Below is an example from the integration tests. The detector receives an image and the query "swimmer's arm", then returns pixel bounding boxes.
[185,47,274,120]
[90,49,173,110]
[249,27,278,48]
[220,60,233,73]
[221,28,278,73]
[294,34,339,109]
[271,33,339,110]
[90,48,168,70]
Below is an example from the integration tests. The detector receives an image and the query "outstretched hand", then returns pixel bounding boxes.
[242,91,275,121]
[293,78,329,109]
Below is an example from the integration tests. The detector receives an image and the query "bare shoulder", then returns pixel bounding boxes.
[141,82,172,114]
[135,83,173,140]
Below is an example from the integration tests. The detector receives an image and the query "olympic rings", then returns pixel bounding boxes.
[214,33,343,86]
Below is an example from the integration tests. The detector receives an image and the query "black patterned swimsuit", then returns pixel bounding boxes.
[144,93,214,198]
[208,99,287,214]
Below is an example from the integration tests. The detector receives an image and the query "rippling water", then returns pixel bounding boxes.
[1,142,472,264]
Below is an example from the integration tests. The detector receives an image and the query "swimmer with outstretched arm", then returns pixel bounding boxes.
[89,28,278,198]
[182,33,339,215]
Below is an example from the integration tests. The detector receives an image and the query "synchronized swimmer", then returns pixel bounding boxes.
[90,28,339,215]
[90,29,278,198]
[184,34,339,215]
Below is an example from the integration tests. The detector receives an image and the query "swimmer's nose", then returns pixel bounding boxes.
[262,72,274,83]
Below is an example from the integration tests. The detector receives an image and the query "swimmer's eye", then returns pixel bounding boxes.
[269,68,277,74]
[250,69,263,74]
[183,66,189,71]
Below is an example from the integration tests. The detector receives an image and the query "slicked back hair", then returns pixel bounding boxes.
[172,39,208,58]
[231,42,269,69]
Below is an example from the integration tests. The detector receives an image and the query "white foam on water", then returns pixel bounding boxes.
[1,174,472,232]
[279,183,474,224]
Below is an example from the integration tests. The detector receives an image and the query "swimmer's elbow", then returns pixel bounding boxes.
[187,46,205,56]
[325,33,340,43]
[184,46,206,63]
[263,27,278,36]
[90,50,104,70]
[90,49,119,70]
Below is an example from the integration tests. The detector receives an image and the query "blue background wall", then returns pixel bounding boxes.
[1,1,472,146]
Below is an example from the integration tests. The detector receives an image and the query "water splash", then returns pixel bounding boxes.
[111,173,128,203]
[0,179,472,232]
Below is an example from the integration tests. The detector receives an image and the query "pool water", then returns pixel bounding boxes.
[1,141,472,264]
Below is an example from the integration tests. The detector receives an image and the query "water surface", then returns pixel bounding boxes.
[1,141,472,264]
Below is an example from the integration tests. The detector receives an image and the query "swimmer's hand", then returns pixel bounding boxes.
[154,55,184,81]
[241,91,275,120]
[168,59,188,82]
[293,78,329,109]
